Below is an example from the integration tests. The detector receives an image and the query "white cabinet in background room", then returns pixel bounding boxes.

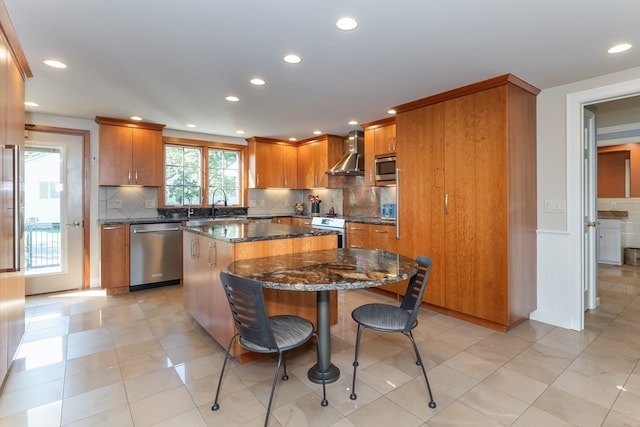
[598,219,622,265]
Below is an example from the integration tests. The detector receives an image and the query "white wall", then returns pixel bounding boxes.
[534,66,640,330]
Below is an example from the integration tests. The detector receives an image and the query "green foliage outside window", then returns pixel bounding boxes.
[164,144,241,207]
[208,149,240,205]
[164,145,202,205]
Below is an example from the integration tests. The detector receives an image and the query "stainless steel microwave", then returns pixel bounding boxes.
[375,155,396,182]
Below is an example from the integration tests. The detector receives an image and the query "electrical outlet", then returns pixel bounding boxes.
[145,199,156,208]
[107,199,122,209]
[259,199,265,207]
[248,199,256,207]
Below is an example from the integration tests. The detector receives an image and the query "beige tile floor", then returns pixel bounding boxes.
[0,264,639,426]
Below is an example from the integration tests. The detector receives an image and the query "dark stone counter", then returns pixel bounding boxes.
[228,248,417,291]
[182,222,338,243]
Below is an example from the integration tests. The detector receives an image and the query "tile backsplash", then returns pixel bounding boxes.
[99,187,159,220]
[99,179,397,221]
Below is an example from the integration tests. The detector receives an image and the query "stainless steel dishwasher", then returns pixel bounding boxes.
[129,222,182,290]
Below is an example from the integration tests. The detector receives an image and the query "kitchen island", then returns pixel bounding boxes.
[182,222,338,361]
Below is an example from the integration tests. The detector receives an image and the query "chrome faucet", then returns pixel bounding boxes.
[211,188,227,217]
[186,198,194,218]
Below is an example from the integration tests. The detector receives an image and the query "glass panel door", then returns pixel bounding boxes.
[24,131,83,294]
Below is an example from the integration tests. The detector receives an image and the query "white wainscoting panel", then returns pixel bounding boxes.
[530,229,581,330]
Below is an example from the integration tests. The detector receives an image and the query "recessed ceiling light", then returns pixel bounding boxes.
[336,17,358,31]
[24,101,39,107]
[43,59,67,69]
[289,137,297,142]
[186,123,196,128]
[130,116,142,121]
[250,78,265,85]
[608,43,632,54]
[387,109,396,115]
[235,130,245,135]
[225,96,239,102]
[283,54,301,64]
[313,130,322,135]
[348,120,358,125]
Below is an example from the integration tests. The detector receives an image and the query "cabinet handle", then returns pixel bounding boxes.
[128,169,131,184]
[135,169,138,184]
[374,229,388,234]
[349,244,363,248]
[191,237,199,259]
[445,193,449,215]
[208,241,216,267]
[349,226,364,231]
[102,225,123,230]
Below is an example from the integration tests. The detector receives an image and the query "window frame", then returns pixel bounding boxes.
[160,136,247,208]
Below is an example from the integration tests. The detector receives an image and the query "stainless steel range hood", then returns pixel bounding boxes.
[326,130,364,175]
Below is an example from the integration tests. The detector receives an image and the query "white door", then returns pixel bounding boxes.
[583,106,598,310]
[24,131,83,295]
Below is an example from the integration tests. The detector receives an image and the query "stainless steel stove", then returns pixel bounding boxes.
[311,217,346,248]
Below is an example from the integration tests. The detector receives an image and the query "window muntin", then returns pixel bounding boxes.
[207,148,240,205]
[164,145,202,205]
[163,142,243,207]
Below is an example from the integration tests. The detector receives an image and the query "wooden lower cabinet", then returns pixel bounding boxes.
[290,217,312,227]
[271,217,292,224]
[100,224,130,295]
[346,222,402,294]
[182,231,337,362]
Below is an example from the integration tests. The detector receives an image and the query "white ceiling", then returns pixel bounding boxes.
[4,0,640,142]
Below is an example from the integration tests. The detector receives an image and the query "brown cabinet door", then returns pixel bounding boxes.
[253,141,283,188]
[443,88,508,324]
[396,103,446,307]
[363,129,376,186]
[374,123,396,155]
[132,128,163,186]
[100,224,129,293]
[297,143,314,188]
[182,233,201,319]
[282,144,297,188]
[346,222,370,249]
[290,217,312,227]
[99,125,133,185]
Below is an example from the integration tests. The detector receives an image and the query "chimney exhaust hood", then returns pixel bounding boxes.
[326,130,364,175]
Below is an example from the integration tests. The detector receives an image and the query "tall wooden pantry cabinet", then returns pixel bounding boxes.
[0,6,31,385]
[395,74,539,331]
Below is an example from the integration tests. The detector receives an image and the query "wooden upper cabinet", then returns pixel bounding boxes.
[362,117,396,186]
[296,134,343,188]
[375,123,396,155]
[247,137,297,188]
[282,144,298,189]
[96,117,165,186]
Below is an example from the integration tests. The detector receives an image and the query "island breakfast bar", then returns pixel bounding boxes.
[227,248,418,384]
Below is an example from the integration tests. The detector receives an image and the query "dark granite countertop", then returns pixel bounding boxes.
[597,210,629,219]
[100,214,396,226]
[227,248,417,291]
[182,222,338,243]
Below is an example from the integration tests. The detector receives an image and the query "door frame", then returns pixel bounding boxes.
[24,124,91,289]
[567,78,640,330]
